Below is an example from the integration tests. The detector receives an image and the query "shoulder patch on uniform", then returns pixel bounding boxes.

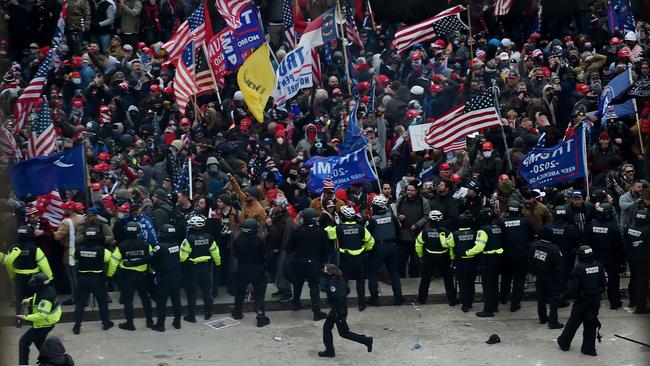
[329,285,336,293]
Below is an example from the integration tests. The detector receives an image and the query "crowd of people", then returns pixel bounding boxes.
[1,0,650,363]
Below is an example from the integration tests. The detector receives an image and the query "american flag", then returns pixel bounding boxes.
[443,138,467,153]
[493,0,512,16]
[27,99,58,158]
[282,0,296,49]
[99,106,111,125]
[344,0,364,49]
[173,160,190,193]
[312,49,322,86]
[52,0,67,71]
[162,1,212,60]
[424,89,501,149]
[37,191,65,230]
[195,46,216,96]
[393,5,467,54]
[14,50,53,133]
[215,0,252,30]
[0,125,22,163]
[174,41,198,116]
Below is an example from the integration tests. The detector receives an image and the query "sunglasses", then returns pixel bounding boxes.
[625,170,635,173]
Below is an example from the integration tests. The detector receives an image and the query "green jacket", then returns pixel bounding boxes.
[24,288,61,328]
[119,0,142,34]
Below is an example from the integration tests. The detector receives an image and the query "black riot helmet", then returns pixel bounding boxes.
[125,221,140,238]
[507,202,522,216]
[578,245,594,261]
[595,203,614,220]
[553,206,568,221]
[458,211,475,228]
[159,224,177,240]
[84,226,104,244]
[478,207,493,225]
[240,218,259,235]
[634,207,648,226]
[301,208,319,224]
[17,225,34,241]
[29,272,50,289]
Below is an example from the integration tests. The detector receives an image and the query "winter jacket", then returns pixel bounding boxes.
[119,0,142,34]
[66,0,92,31]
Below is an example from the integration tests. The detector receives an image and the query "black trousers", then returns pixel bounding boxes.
[368,242,402,300]
[74,273,110,325]
[213,244,233,295]
[535,274,561,324]
[19,326,53,365]
[628,255,649,309]
[183,263,213,317]
[455,257,477,308]
[339,253,366,305]
[291,258,321,311]
[596,256,621,308]
[500,250,528,308]
[479,254,501,312]
[560,251,576,293]
[323,313,370,352]
[418,253,457,304]
[155,272,182,325]
[557,296,601,354]
[233,265,266,314]
[397,239,421,278]
[119,270,152,323]
[14,274,33,315]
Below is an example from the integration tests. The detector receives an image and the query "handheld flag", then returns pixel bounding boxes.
[237,43,276,122]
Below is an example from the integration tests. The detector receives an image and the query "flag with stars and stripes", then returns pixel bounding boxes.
[0,125,22,163]
[282,0,296,49]
[52,0,67,71]
[174,42,198,116]
[607,0,636,33]
[394,5,467,55]
[173,160,190,193]
[344,0,364,50]
[215,0,253,30]
[425,89,501,150]
[27,99,58,158]
[493,0,512,16]
[162,1,213,60]
[195,46,216,96]
[443,138,467,154]
[14,50,53,133]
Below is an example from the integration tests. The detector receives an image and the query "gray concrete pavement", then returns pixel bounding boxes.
[2,301,648,365]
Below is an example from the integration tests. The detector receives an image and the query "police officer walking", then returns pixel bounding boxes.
[325,206,375,311]
[448,211,486,312]
[415,210,458,305]
[107,221,153,330]
[529,230,564,329]
[543,206,581,304]
[624,207,649,313]
[5,226,53,327]
[72,226,113,334]
[476,207,503,317]
[499,203,536,312]
[557,246,606,356]
[286,208,330,321]
[584,203,624,309]
[231,219,270,327]
[366,195,404,306]
[180,215,221,322]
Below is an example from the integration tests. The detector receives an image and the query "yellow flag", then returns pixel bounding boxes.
[236,43,276,123]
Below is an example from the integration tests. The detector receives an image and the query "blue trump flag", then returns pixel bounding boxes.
[11,144,86,197]
[307,147,377,194]
[596,69,635,120]
[338,102,368,154]
[519,127,587,188]
[607,0,635,33]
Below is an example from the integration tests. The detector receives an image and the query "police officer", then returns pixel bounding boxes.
[624,207,649,313]
[476,207,503,317]
[107,221,153,331]
[286,208,330,321]
[584,203,623,310]
[448,211,486,312]
[180,215,221,322]
[543,206,581,304]
[366,195,404,306]
[231,219,270,327]
[529,230,564,329]
[415,210,458,305]
[5,226,53,326]
[72,226,113,334]
[16,273,61,366]
[557,246,606,356]
[499,203,536,312]
[325,205,375,311]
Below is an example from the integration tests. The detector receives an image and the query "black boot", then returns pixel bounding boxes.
[256,314,270,327]
[118,322,136,331]
[313,310,327,321]
[476,311,495,317]
[318,349,335,357]
[291,300,303,311]
[102,321,114,330]
[204,311,212,320]
[146,318,154,328]
[231,311,243,320]
[365,337,373,352]
[172,318,181,329]
[72,323,81,335]
[151,323,165,332]
[183,315,197,323]
[548,322,564,329]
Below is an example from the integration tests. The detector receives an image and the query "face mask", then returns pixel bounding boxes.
[277,137,284,145]
[209,165,219,172]
[117,212,126,219]
[72,78,81,85]
[483,151,492,158]
[289,173,298,180]
[535,76,543,82]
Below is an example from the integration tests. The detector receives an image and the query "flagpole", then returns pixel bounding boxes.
[201,44,223,110]
[628,65,646,155]
[366,0,377,32]
[491,84,513,173]
[336,0,353,95]
[188,157,193,198]
[257,5,279,65]
[581,126,590,201]
[466,6,474,60]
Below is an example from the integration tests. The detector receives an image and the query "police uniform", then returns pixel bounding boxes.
[624,209,649,313]
[180,229,221,321]
[326,220,375,311]
[477,222,503,316]
[415,226,457,305]
[543,215,580,294]
[448,226,486,311]
[529,238,564,328]
[72,227,113,334]
[557,247,606,356]
[107,223,153,330]
[499,215,536,311]
[367,210,403,305]
[584,216,623,309]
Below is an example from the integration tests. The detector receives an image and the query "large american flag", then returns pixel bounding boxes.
[282,0,296,49]
[344,0,364,49]
[215,0,252,30]
[443,138,467,154]
[493,0,512,16]
[14,50,53,133]
[393,5,467,54]
[174,41,198,116]
[162,1,212,60]
[195,45,216,96]
[27,99,58,158]
[425,89,501,149]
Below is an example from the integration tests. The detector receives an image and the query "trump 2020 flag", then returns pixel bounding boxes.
[11,144,86,197]
[595,68,635,120]
[272,42,313,109]
[338,101,367,154]
[306,147,377,194]
[607,0,635,33]
[237,43,276,122]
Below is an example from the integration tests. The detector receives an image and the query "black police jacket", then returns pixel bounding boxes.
[286,224,330,262]
[233,233,265,267]
[529,240,563,278]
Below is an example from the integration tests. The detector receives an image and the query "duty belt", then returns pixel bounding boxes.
[424,249,448,255]
[483,248,504,254]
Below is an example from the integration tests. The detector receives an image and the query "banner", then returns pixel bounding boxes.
[596,69,635,120]
[307,148,377,194]
[408,122,433,151]
[237,43,276,122]
[519,129,587,188]
[338,101,367,154]
[233,5,265,52]
[207,28,254,76]
[272,43,313,108]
